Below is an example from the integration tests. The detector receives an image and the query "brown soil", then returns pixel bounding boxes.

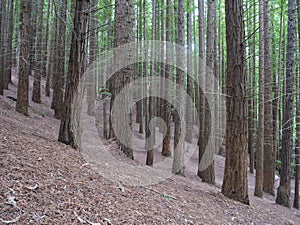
[0,76,300,224]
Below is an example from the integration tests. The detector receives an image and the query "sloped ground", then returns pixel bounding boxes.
[0,79,300,224]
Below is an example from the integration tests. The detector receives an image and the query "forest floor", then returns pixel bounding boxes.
[0,75,300,224]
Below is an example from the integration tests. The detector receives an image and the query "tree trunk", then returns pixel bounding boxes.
[6,0,14,85]
[112,0,134,159]
[222,0,249,205]
[16,0,31,116]
[52,1,66,119]
[32,0,44,103]
[248,0,255,175]
[161,0,172,157]
[136,0,143,133]
[276,0,296,208]
[294,67,300,209]
[294,0,300,209]
[199,0,216,185]
[254,0,264,198]
[197,0,206,178]
[87,0,99,116]
[58,0,90,149]
[185,0,193,144]
[45,0,51,97]
[0,0,4,96]
[1,0,8,90]
[172,0,185,175]
[146,0,156,166]
[29,0,37,74]
[263,0,275,195]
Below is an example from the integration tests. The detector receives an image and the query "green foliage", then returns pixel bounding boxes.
[1,110,9,117]
[276,160,282,171]
[39,111,45,117]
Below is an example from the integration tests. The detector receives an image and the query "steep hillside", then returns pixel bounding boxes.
[0,81,299,224]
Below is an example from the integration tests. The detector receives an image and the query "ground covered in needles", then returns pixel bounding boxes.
[0,79,300,224]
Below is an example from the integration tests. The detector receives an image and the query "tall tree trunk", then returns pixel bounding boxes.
[199,0,216,185]
[254,0,264,198]
[6,0,14,85]
[172,0,185,175]
[30,0,37,74]
[58,0,90,149]
[248,0,255,175]
[274,0,284,164]
[16,0,31,116]
[294,0,300,209]
[276,0,296,208]
[263,0,275,195]
[185,0,193,144]
[146,0,156,166]
[158,0,165,133]
[103,0,113,140]
[222,0,249,205]
[45,0,51,97]
[87,0,99,116]
[162,0,172,157]
[294,67,300,209]
[48,6,58,97]
[52,1,67,119]
[0,0,4,95]
[32,0,44,103]
[1,0,8,90]
[197,0,206,178]
[273,0,284,174]
[136,0,143,133]
[111,0,134,159]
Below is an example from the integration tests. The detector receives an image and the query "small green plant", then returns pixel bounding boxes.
[39,111,45,117]
[276,160,282,172]
[1,110,9,117]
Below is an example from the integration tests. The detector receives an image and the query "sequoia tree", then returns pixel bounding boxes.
[58,0,90,149]
[16,1,31,116]
[222,0,249,205]
[276,0,296,208]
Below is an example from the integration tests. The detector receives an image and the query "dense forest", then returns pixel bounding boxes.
[0,0,300,223]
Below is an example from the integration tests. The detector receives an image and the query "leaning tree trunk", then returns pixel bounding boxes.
[222,0,249,205]
[276,0,296,208]
[16,1,31,116]
[58,0,90,149]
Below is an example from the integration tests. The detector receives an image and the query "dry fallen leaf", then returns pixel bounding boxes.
[26,184,39,191]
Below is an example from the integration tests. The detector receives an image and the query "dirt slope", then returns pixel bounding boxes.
[0,80,300,224]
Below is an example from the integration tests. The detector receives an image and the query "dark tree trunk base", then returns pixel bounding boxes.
[276,186,291,208]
